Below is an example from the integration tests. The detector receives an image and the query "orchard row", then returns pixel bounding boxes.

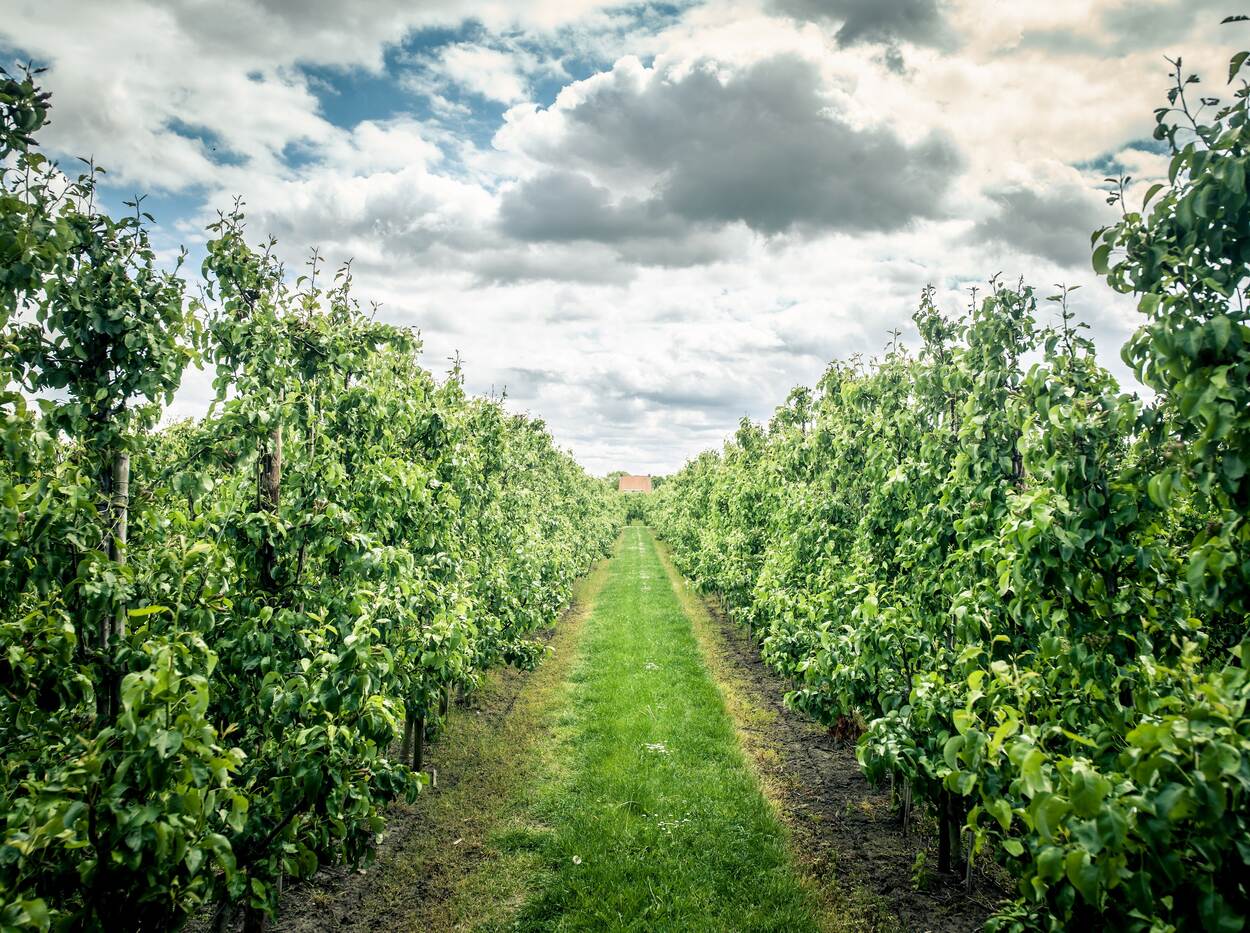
[0,70,623,930]
[651,49,1250,932]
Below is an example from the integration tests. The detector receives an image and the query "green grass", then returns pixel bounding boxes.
[493,525,823,932]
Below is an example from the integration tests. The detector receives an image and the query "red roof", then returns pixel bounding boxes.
[618,474,653,493]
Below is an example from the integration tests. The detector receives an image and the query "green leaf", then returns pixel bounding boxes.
[1021,749,1051,797]
[1092,242,1113,275]
[127,604,170,618]
[1070,768,1111,819]
[988,797,1013,832]
[1034,794,1070,842]
[1065,849,1101,905]
[940,730,960,765]
[1211,314,1233,349]
[1147,472,1173,508]
[952,708,973,735]
[153,730,183,758]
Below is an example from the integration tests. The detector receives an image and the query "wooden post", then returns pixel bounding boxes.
[210,900,233,933]
[242,904,265,933]
[948,793,964,870]
[109,452,130,637]
[902,783,912,836]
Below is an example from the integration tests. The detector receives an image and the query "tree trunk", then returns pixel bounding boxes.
[937,791,951,873]
[414,715,425,773]
[400,708,415,764]
[258,425,282,592]
[97,450,129,723]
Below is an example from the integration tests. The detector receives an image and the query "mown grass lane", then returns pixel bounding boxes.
[496,524,822,931]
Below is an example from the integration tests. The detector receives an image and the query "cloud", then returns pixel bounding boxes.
[198,118,497,275]
[2,0,1201,476]
[404,41,544,105]
[770,0,950,48]
[233,171,495,270]
[0,0,625,192]
[970,178,1114,268]
[499,170,674,242]
[500,53,963,237]
[496,169,754,269]
[438,44,529,102]
[1016,0,1234,56]
[1100,0,1224,47]
[465,243,635,286]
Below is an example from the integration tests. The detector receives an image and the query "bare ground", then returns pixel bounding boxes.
[653,537,1008,933]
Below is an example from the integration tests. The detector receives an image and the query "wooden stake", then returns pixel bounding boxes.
[242,904,265,933]
[948,794,964,870]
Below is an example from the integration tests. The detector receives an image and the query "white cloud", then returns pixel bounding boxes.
[1,0,1229,473]
[0,0,624,190]
[435,44,531,103]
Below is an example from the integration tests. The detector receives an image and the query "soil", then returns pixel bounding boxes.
[671,570,1009,933]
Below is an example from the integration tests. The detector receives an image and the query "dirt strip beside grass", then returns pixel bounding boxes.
[652,534,1005,933]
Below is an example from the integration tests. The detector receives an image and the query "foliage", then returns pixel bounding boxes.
[0,73,623,929]
[651,46,1250,933]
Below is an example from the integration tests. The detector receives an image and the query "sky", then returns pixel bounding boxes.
[0,1,1239,474]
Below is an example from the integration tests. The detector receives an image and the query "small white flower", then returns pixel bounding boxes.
[572,855,582,865]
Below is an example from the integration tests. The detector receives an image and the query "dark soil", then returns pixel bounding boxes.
[690,594,1009,933]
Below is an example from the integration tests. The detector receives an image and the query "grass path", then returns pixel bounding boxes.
[474,525,823,931]
[275,526,829,930]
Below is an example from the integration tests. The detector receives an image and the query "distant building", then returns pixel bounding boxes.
[618,474,653,493]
